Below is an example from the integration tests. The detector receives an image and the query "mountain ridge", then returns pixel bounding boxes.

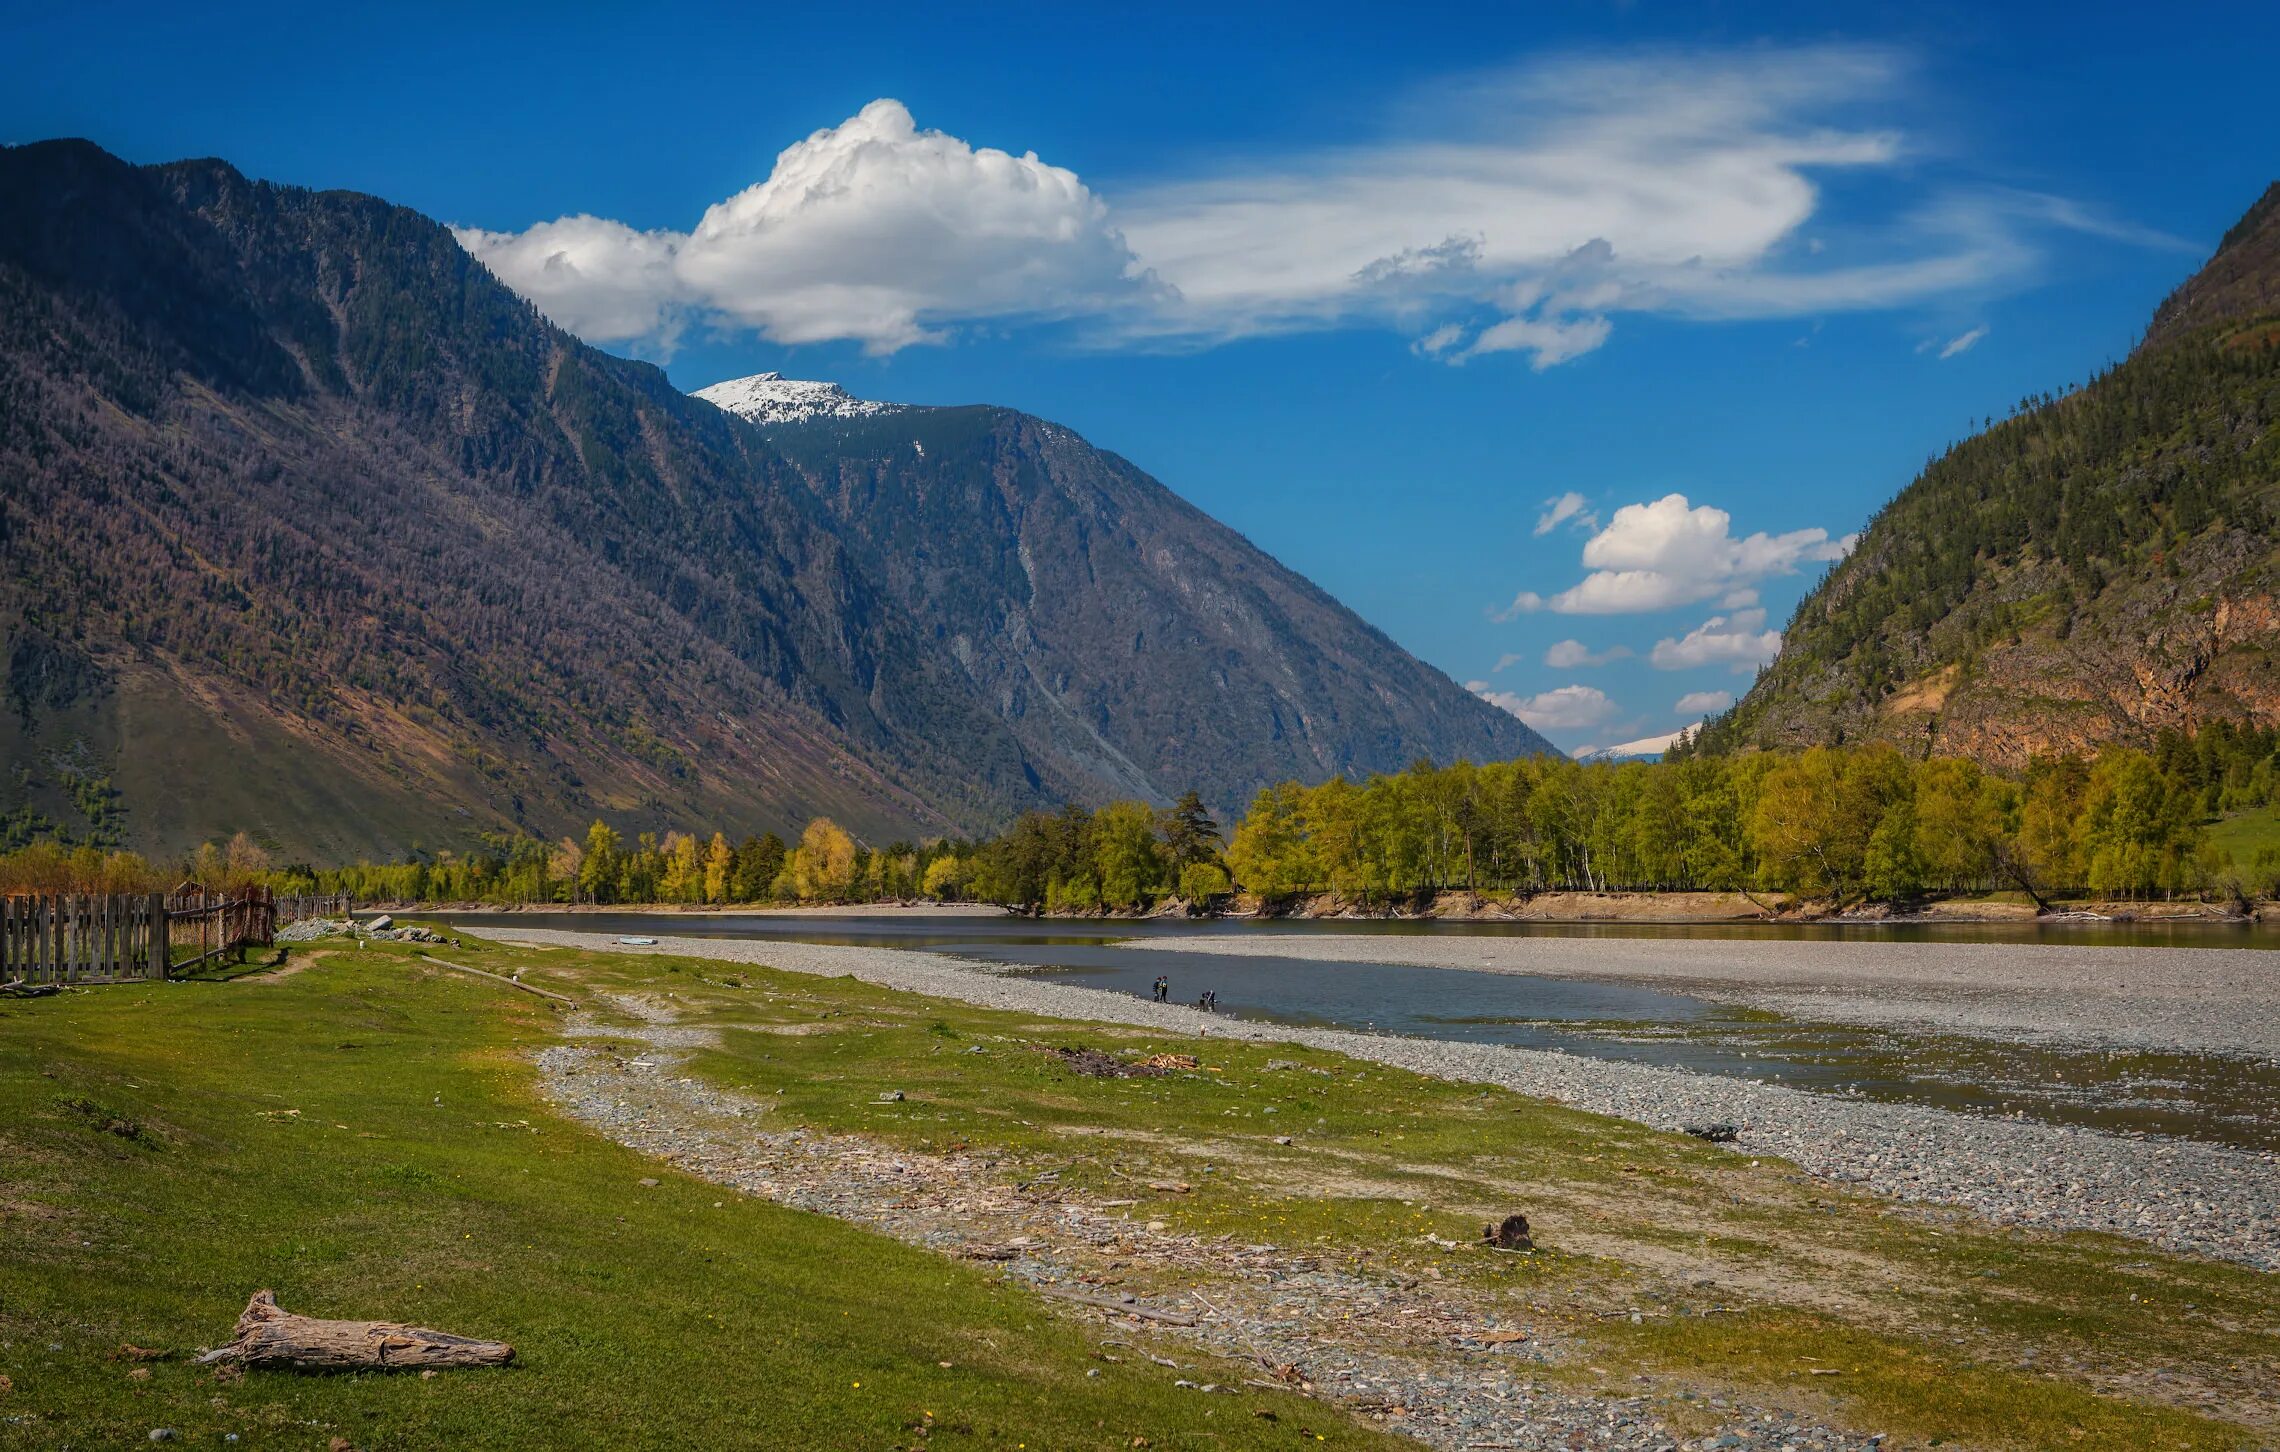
[1698,180,2280,764]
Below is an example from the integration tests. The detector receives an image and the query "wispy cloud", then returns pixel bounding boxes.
[1935,324,1988,358]
[1533,491,1598,536]
[1543,639,1631,668]
[456,46,2176,362]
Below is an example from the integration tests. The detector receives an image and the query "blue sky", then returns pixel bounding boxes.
[7,0,2275,753]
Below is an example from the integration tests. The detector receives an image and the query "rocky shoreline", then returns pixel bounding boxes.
[465,927,2280,1273]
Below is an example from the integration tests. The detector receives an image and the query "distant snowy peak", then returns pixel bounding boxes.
[692,371,906,426]
[1573,725,1697,762]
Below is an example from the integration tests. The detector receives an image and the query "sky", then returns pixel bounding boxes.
[7,0,2276,756]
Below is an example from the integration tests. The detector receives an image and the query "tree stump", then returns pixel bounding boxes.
[194,1291,514,1371]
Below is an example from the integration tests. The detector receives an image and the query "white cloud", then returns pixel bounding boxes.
[1534,494,1854,614]
[453,47,2167,363]
[1532,491,1598,536]
[459,99,1151,355]
[1488,590,1544,622]
[1543,639,1631,668]
[1650,609,1784,671]
[1936,324,1988,358]
[452,216,688,349]
[1465,314,1615,370]
[1675,689,1736,714]
[1468,681,1618,730]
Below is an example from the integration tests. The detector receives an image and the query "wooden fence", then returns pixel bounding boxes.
[275,892,353,926]
[1,886,319,988]
[164,886,279,975]
[1,892,170,987]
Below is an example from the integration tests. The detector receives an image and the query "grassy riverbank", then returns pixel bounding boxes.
[6,933,2275,1449]
[0,950,1381,1450]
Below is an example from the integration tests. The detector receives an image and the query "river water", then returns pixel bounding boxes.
[438,911,2280,1153]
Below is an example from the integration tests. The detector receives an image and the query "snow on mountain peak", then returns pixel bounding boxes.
[692,371,904,425]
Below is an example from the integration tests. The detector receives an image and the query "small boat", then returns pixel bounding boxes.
[616,936,660,947]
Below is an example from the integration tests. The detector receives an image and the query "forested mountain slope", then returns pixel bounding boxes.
[1698,182,2280,764]
[0,140,1542,860]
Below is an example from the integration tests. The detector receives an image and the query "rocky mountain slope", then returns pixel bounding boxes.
[702,377,1551,811]
[0,140,1545,860]
[1696,182,2280,765]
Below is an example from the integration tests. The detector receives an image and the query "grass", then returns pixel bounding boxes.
[2208,805,2280,867]
[6,931,2275,1450]
[0,950,1393,1450]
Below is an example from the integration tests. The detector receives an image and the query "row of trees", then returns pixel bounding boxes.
[291,819,976,908]
[0,830,276,896]
[973,738,2264,910]
[4,732,2272,909]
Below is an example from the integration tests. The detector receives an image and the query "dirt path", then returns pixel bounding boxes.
[536,993,1864,1452]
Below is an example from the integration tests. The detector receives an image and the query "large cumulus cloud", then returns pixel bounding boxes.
[458,100,1154,355]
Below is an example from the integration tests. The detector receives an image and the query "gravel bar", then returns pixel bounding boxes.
[539,995,1871,1452]
[468,927,2280,1272]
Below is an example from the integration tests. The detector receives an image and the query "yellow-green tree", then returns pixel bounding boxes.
[787,818,858,901]
[578,821,621,904]
[703,832,735,904]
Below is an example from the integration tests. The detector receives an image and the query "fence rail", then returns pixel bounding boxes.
[2,885,320,988]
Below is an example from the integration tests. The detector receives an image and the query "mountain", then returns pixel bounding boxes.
[0,140,1547,861]
[1696,183,2280,765]
[696,375,1552,809]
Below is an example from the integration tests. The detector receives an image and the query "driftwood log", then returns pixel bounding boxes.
[194,1291,514,1371]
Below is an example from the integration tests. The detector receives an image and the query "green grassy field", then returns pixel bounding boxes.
[4,934,2275,1451]
[2208,806,2280,867]
[0,950,1386,1450]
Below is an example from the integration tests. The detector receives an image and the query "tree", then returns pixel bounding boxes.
[1093,800,1167,908]
[921,854,965,901]
[1912,758,2007,889]
[786,818,858,901]
[577,821,621,904]
[733,833,787,901]
[1225,784,1315,897]
[1178,860,1231,904]
[659,831,703,903]
[702,832,735,904]
[1158,791,1221,867]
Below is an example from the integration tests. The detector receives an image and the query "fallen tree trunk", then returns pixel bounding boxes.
[194,1291,514,1371]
